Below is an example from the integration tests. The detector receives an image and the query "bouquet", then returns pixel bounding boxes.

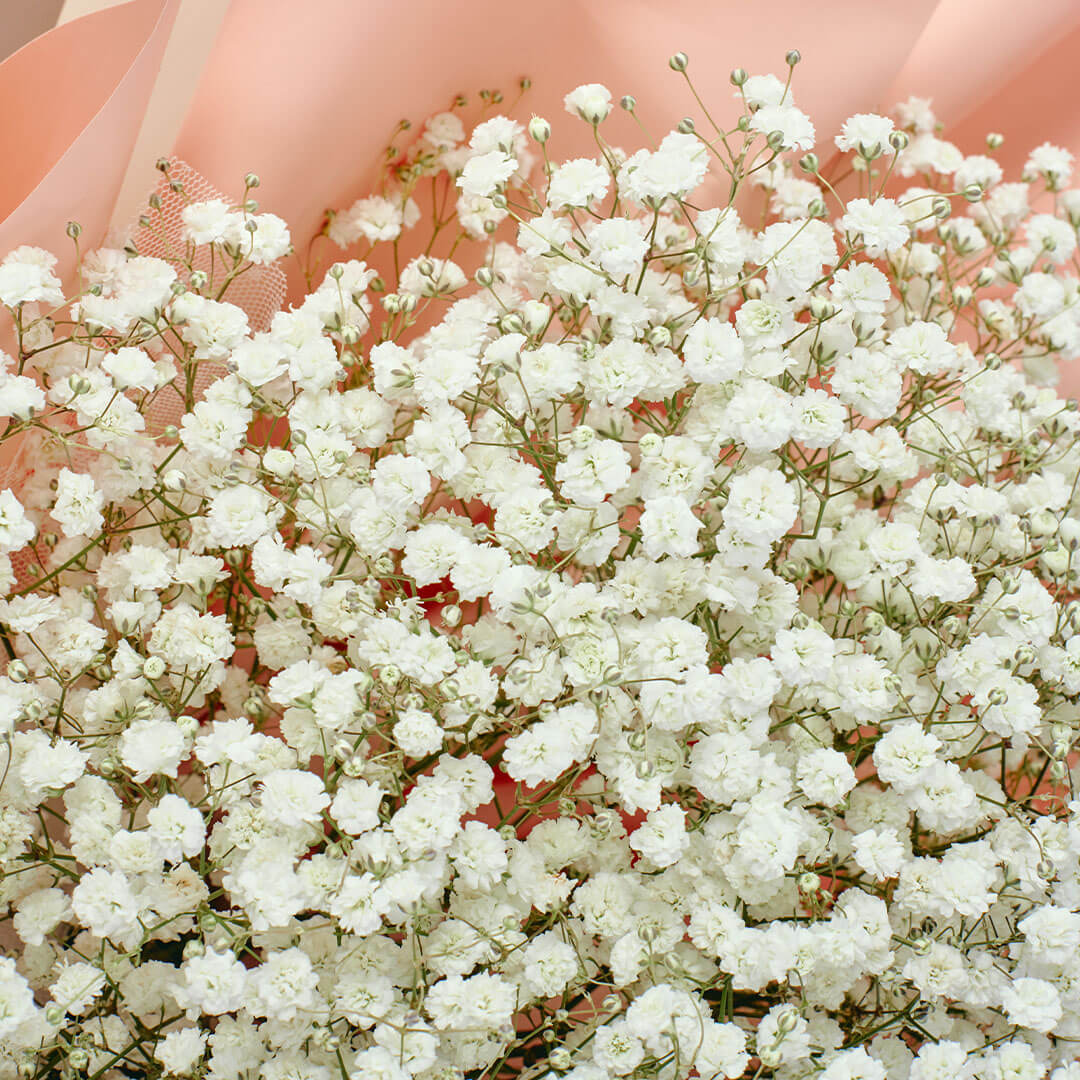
[0,49,1079,1080]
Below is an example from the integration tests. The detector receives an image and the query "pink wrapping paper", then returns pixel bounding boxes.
[0,0,179,282]
[5,0,1080,346]
[176,0,941,296]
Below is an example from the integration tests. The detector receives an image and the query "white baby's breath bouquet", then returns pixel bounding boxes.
[1,49,1080,1080]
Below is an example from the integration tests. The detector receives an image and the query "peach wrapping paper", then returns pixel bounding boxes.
[0,0,178,280]
[5,0,1080,343]
[5,0,1080,299]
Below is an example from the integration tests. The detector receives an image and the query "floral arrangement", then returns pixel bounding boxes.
[1,49,1080,1080]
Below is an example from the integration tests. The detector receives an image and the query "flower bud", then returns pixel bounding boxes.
[528,116,551,144]
[570,425,596,449]
[143,656,166,680]
[785,49,801,66]
[669,52,689,72]
[799,153,819,174]
[776,1008,800,1034]
[620,95,636,112]
[730,68,748,87]
[638,432,662,457]
[550,1047,572,1070]
[889,130,910,151]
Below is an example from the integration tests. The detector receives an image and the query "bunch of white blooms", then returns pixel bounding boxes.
[2,51,1080,1080]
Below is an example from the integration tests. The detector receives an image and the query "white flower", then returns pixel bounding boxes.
[617,132,710,204]
[119,718,189,781]
[749,104,816,151]
[102,346,158,390]
[1000,977,1063,1033]
[154,1026,207,1075]
[629,804,688,867]
[852,828,906,880]
[0,374,44,420]
[259,769,329,828]
[548,157,610,210]
[796,747,856,806]
[0,490,34,552]
[723,467,797,543]
[0,248,64,307]
[836,113,895,157]
[0,957,36,1037]
[640,496,701,559]
[147,794,205,862]
[1024,142,1074,188]
[458,150,517,198]
[71,868,139,939]
[586,217,650,277]
[181,199,233,245]
[250,947,319,1021]
[841,198,910,256]
[174,948,248,1017]
[683,318,745,384]
[564,83,612,124]
[52,469,104,537]
[50,961,107,1016]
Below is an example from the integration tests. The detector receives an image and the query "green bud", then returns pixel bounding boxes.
[528,116,551,144]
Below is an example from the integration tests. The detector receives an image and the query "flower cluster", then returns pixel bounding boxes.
[1,51,1080,1080]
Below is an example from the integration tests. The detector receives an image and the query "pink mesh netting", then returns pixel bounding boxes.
[132,157,288,430]
[1,159,288,585]
[132,157,287,332]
